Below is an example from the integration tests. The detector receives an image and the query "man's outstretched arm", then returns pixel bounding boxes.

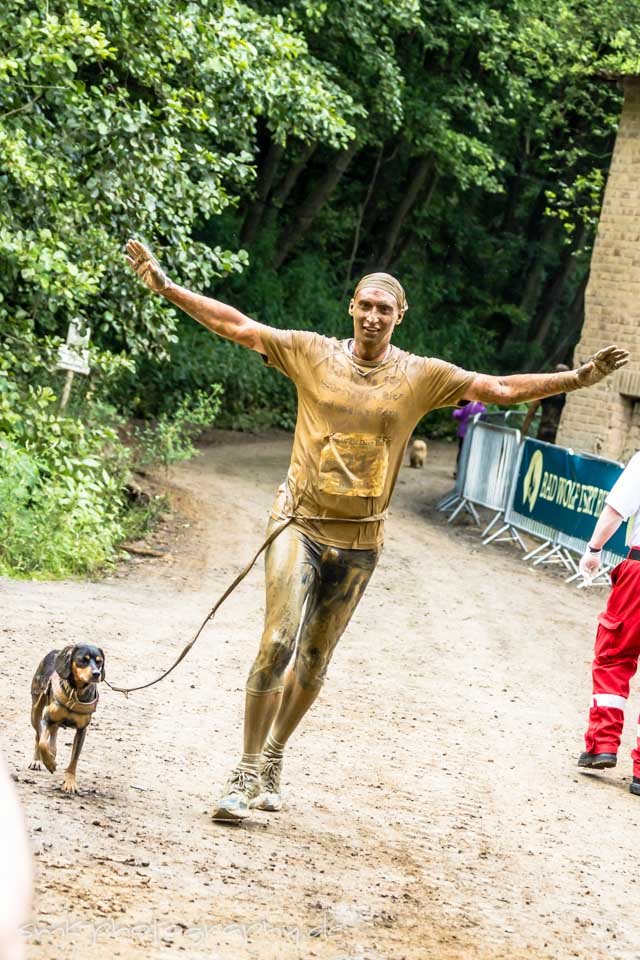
[463,347,629,404]
[125,239,268,353]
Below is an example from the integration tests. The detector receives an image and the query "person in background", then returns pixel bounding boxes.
[578,451,640,795]
[452,399,486,475]
[521,363,570,443]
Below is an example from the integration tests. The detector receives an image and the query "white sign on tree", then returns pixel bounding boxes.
[57,321,91,409]
[57,320,91,376]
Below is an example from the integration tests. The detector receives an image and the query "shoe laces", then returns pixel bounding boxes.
[227,767,258,794]
[261,755,282,792]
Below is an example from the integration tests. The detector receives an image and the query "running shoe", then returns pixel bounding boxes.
[251,755,283,812]
[212,767,261,822]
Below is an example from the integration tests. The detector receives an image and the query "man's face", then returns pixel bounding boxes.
[349,286,400,350]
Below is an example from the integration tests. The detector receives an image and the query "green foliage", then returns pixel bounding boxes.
[0,0,359,360]
[130,322,298,432]
[133,386,223,467]
[0,321,223,577]
[5,0,640,387]
[119,493,170,544]
[0,353,223,577]
[0,385,129,578]
[1,0,359,575]
[4,0,640,578]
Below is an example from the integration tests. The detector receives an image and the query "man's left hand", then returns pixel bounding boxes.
[576,345,629,388]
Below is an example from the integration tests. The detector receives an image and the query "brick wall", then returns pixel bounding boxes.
[557,78,640,462]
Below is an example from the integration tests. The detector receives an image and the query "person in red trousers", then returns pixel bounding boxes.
[578,452,640,795]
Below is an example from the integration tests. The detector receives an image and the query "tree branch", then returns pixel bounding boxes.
[341,146,383,301]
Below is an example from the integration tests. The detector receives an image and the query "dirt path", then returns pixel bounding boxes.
[3,432,639,960]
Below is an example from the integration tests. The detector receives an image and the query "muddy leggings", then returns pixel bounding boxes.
[246,522,380,694]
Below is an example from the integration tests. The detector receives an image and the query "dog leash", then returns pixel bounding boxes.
[105,506,388,698]
[105,516,295,696]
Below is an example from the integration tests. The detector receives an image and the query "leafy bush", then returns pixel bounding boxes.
[0,0,358,364]
[0,369,222,577]
[133,387,223,468]
[119,492,169,545]
[0,384,129,577]
[122,319,297,431]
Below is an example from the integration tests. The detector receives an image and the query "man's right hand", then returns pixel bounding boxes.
[125,238,172,293]
[124,239,267,352]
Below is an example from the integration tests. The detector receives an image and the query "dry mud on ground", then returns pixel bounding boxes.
[2,432,640,960]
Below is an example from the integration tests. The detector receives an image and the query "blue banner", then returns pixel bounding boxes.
[512,439,630,555]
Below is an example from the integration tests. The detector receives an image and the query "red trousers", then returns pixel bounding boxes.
[585,554,640,776]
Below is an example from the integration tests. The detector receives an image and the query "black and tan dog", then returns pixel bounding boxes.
[29,645,105,794]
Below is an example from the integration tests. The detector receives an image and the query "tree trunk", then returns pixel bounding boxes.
[530,223,587,349]
[544,272,588,367]
[240,140,283,247]
[269,141,317,213]
[376,154,436,270]
[341,146,384,300]
[498,210,560,357]
[272,141,359,269]
[353,138,404,246]
[388,174,441,272]
[517,216,558,317]
[498,166,524,237]
[262,143,317,237]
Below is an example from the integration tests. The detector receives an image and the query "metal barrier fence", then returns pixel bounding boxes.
[435,419,630,588]
[475,409,531,428]
[485,438,569,565]
[437,414,522,520]
[448,421,523,545]
[436,417,477,520]
[482,440,627,586]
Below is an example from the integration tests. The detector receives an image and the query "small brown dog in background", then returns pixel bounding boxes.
[409,438,428,468]
[29,644,105,795]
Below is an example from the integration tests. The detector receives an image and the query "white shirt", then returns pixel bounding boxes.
[606,451,640,546]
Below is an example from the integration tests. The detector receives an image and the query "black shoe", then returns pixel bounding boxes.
[578,751,617,769]
[630,777,640,796]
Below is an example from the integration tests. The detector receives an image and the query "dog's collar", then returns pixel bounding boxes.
[50,671,98,715]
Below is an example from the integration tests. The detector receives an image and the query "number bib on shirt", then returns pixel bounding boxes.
[318,433,389,498]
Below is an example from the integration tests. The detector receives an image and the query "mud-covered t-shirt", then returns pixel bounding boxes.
[261,330,476,548]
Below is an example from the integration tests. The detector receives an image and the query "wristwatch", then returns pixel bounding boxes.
[588,544,602,553]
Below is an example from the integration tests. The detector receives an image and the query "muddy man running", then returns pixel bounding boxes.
[124,238,629,823]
